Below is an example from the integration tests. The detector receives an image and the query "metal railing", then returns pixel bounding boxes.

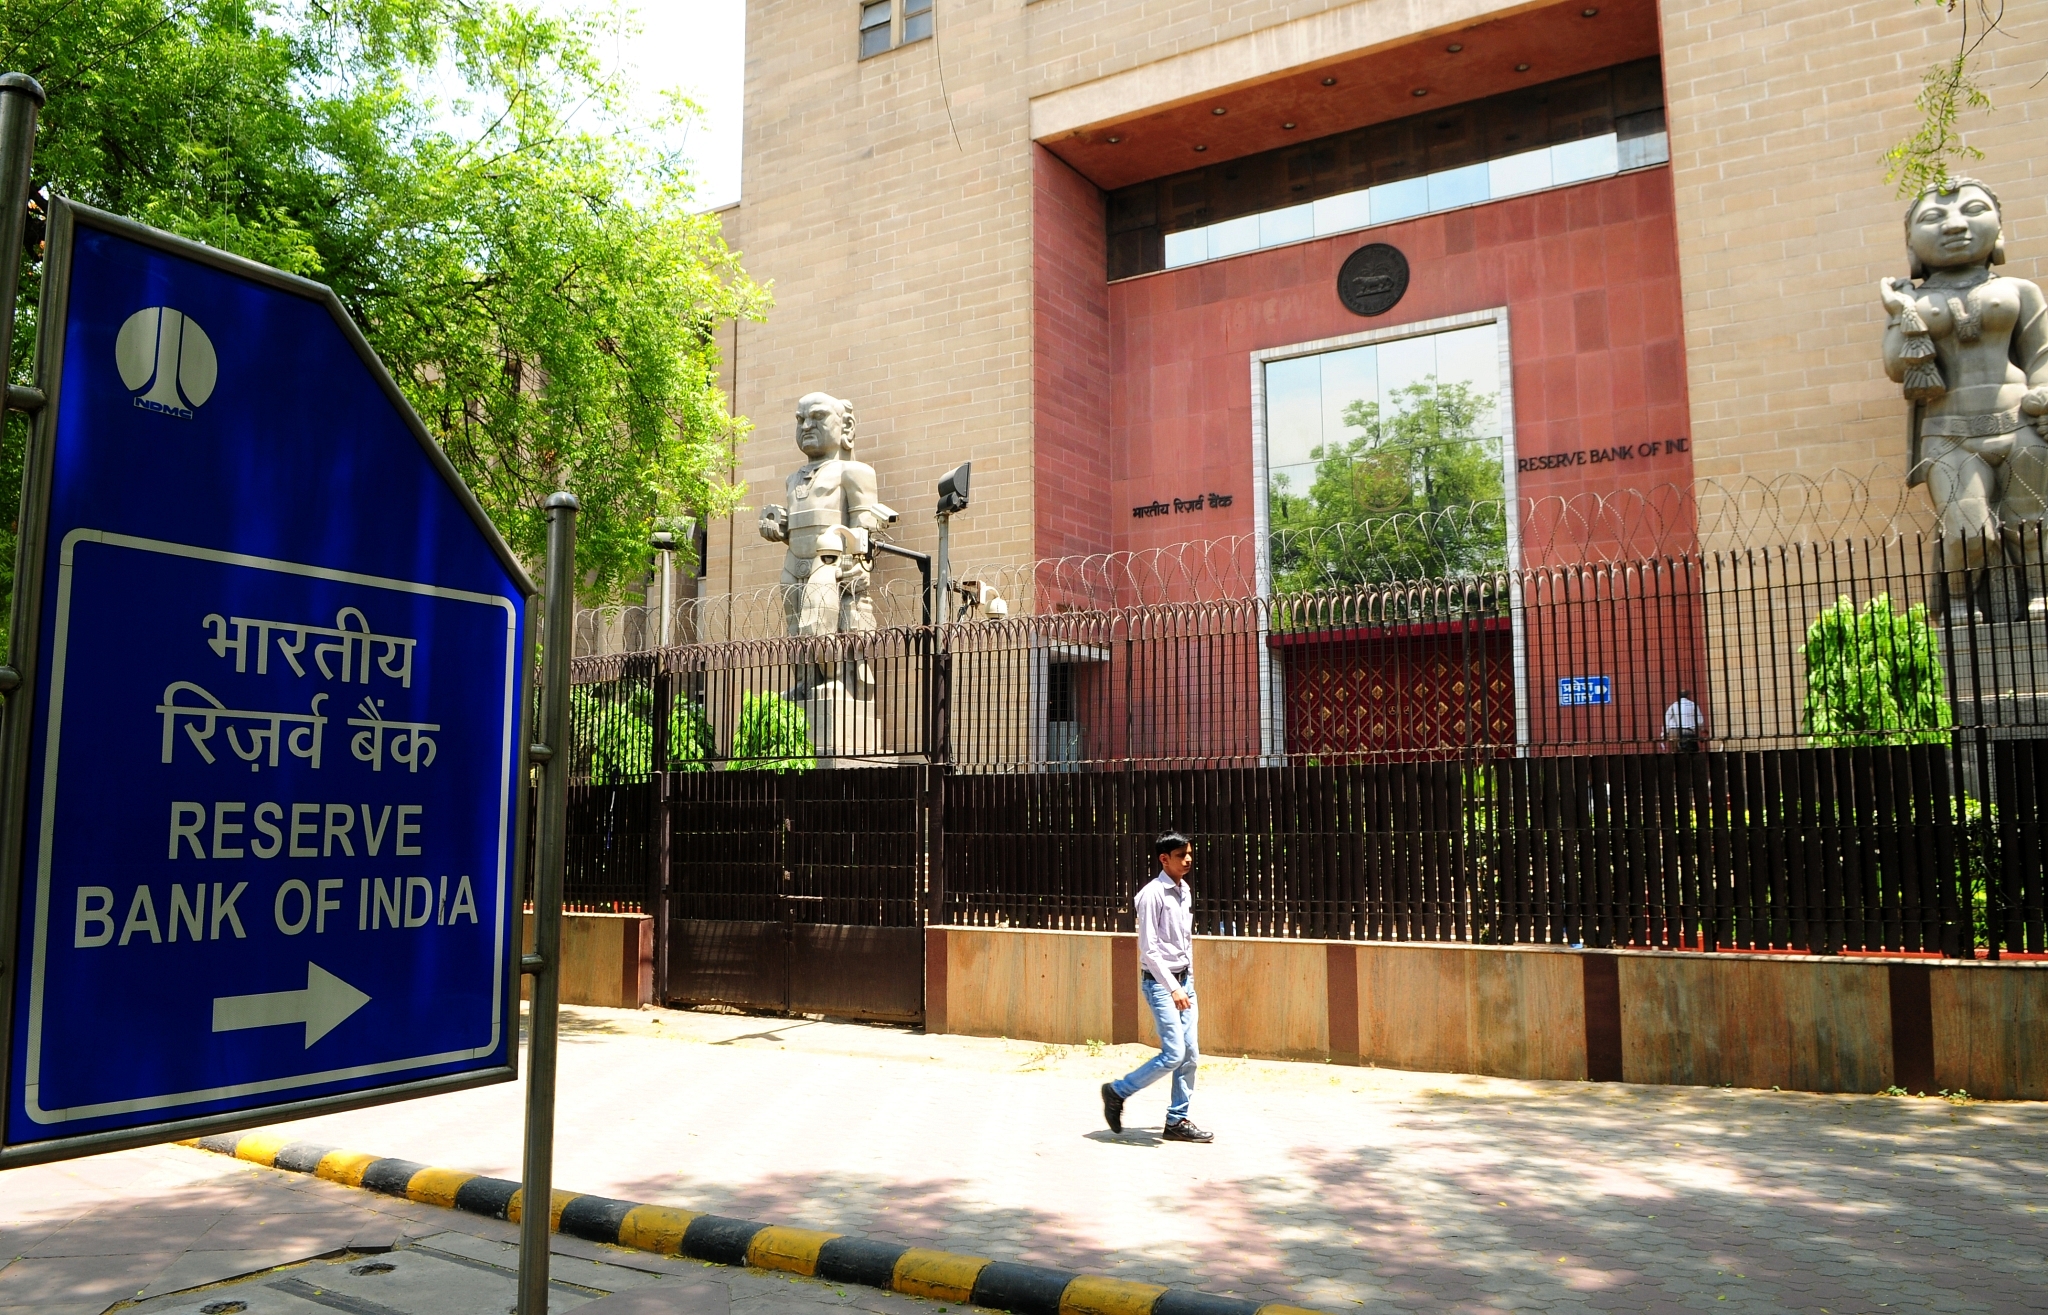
[564,529,2048,957]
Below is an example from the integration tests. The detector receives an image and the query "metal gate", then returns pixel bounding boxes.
[665,766,927,1022]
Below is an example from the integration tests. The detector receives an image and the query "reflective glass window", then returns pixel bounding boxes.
[1207,214,1260,261]
[859,0,891,58]
[1551,134,1619,186]
[1258,203,1315,249]
[1311,190,1372,238]
[1263,323,1508,590]
[1487,146,1552,199]
[1163,229,1206,269]
[1426,163,1489,212]
[903,0,933,43]
[1367,176,1429,225]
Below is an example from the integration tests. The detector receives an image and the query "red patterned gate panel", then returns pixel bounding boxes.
[1272,618,1516,758]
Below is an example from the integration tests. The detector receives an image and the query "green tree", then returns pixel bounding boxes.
[570,684,713,784]
[729,692,812,772]
[2,0,767,639]
[1880,0,1999,196]
[1268,375,1507,592]
[1803,593,1953,746]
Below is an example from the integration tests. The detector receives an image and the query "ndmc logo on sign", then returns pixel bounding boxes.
[0,200,535,1168]
[115,306,217,418]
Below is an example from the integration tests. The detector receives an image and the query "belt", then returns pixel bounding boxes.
[1142,968,1191,984]
[1921,408,2022,439]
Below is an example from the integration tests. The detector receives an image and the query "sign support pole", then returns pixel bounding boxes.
[0,73,46,1138]
[934,511,951,627]
[517,491,578,1315]
[0,75,47,647]
[0,74,43,380]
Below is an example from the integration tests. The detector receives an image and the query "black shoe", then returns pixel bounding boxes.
[1100,1083,1125,1133]
[1163,1119,1214,1143]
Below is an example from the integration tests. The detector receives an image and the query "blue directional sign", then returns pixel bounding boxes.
[1557,676,1613,707]
[1,202,532,1161]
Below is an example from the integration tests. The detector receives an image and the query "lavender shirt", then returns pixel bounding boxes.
[1133,870,1193,985]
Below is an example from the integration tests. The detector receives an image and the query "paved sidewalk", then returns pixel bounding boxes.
[243,1007,2048,1313]
[0,1133,930,1315]
[8,1004,2047,1313]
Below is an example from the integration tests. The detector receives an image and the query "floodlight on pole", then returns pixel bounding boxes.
[937,462,971,516]
[934,462,971,628]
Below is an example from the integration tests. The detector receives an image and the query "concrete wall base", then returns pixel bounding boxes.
[924,927,2048,1099]
[522,910,654,1010]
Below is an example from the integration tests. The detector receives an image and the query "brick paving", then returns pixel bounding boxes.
[267,1006,2048,1313]
[8,1003,2046,1313]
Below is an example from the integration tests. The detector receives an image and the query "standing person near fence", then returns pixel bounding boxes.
[1663,689,1702,753]
[1100,832,1213,1143]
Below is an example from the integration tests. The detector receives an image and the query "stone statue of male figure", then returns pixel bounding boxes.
[759,392,899,637]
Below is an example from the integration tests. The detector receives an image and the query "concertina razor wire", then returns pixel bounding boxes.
[573,469,1932,653]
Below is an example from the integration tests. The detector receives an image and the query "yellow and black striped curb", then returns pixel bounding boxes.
[187,1132,1322,1315]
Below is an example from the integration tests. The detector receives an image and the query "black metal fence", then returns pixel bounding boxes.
[669,767,927,928]
[566,533,2048,957]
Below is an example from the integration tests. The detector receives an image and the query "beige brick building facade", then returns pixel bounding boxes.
[1660,0,2047,491]
[708,0,2047,599]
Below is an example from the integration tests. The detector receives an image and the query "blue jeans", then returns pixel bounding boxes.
[1111,973,1199,1123]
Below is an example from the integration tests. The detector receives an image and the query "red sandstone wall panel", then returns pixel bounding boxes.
[1106,167,1694,567]
[1517,561,1710,749]
[1033,146,1115,562]
[1102,168,1698,748]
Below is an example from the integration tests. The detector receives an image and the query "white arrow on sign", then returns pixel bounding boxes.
[211,962,372,1048]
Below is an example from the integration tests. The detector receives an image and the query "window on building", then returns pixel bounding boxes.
[903,0,933,43]
[1261,320,1507,591]
[1108,59,1666,279]
[859,0,891,58]
[860,0,930,59]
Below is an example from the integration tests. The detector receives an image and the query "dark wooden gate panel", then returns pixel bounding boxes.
[789,926,925,1020]
[661,766,926,1022]
[665,923,925,1022]
[667,919,788,1010]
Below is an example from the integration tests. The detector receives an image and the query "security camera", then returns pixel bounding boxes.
[955,578,1008,620]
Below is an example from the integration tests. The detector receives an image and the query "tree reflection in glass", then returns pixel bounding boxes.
[1265,324,1506,592]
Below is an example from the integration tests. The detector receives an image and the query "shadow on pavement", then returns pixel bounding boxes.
[596,1084,2047,1314]
[708,1023,818,1047]
[0,1171,401,1313]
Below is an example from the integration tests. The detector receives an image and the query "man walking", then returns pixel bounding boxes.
[1100,832,1212,1142]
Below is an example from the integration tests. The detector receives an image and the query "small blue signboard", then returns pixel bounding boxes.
[1,202,532,1163]
[1557,676,1612,707]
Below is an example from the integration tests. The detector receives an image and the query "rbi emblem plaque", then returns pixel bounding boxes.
[1337,243,1409,317]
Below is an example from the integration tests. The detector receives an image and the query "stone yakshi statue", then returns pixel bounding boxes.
[759,392,899,638]
[1880,178,2048,617]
